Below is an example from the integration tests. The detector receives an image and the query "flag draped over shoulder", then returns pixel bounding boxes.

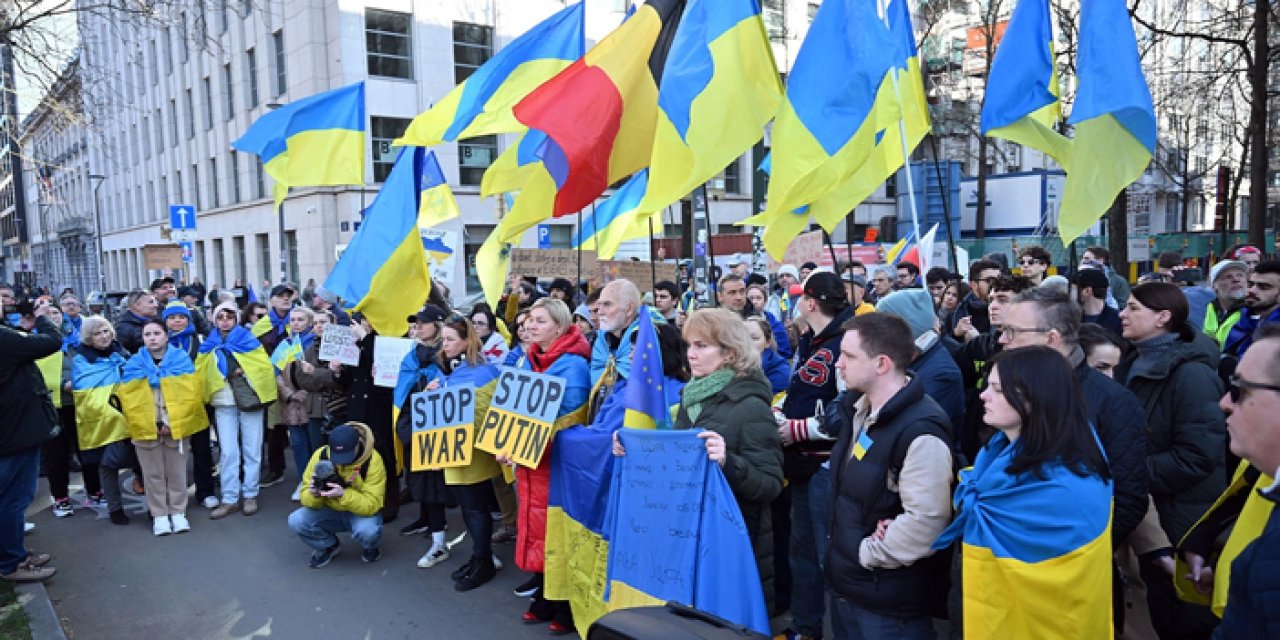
[321,146,435,337]
[71,350,130,450]
[231,82,366,208]
[622,308,670,430]
[393,3,585,147]
[602,429,771,636]
[933,432,1113,638]
[196,325,279,406]
[1057,0,1155,243]
[118,347,210,441]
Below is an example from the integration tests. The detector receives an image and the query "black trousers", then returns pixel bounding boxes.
[453,481,495,560]
[189,424,215,501]
[44,405,101,500]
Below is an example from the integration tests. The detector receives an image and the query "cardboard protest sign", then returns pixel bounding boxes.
[475,367,566,468]
[597,260,679,294]
[371,337,416,388]
[409,384,476,471]
[317,324,360,366]
[766,229,824,271]
[510,248,596,282]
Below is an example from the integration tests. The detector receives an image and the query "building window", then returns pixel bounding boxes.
[196,240,207,285]
[168,99,178,146]
[192,164,201,210]
[245,48,259,109]
[212,238,225,285]
[218,0,229,34]
[723,159,741,194]
[184,89,195,139]
[272,31,286,96]
[229,151,242,203]
[202,77,214,130]
[149,39,159,84]
[453,22,492,83]
[234,236,246,282]
[464,225,495,292]
[885,174,898,199]
[155,109,164,154]
[178,13,189,63]
[222,63,234,121]
[365,9,412,79]
[763,0,785,39]
[458,135,497,186]
[254,158,266,199]
[257,233,271,283]
[142,115,151,158]
[162,27,173,74]
[808,2,820,22]
[286,230,299,283]
[371,117,411,182]
[174,169,183,203]
[209,157,219,208]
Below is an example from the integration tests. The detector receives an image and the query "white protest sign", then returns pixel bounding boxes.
[421,228,459,283]
[371,336,416,388]
[317,324,361,366]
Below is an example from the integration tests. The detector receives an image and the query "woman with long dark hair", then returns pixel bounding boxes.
[935,346,1112,638]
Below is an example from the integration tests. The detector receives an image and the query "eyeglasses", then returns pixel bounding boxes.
[1228,373,1280,403]
[1018,259,1039,266]
[999,325,1052,340]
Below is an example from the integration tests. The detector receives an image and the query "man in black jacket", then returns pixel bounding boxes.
[827,313,953,638]
[0,301,63,583]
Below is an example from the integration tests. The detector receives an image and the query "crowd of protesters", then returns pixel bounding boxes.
[1,239,1277,639]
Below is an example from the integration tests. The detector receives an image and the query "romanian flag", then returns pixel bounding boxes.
[933,432,1113,638]
[621,307,670,430]
[573,170,654,260]
[1057,0,1155,243]
[744,0,900,258]
[118,346,210,441]
[980,0,1072,167]
[197,325,279,406]
[322,146,435,337]
[417,150,461,228]
[634,0,782,213]
[70,349,131,451]
[394,3,585,147]
[231,82,366,208]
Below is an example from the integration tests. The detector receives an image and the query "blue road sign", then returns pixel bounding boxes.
[169,204,197,230]
[179,241,194,264]
[537,224,552,250]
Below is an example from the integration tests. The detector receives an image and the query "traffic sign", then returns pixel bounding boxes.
[179,241,194,264]
[169,204,197,230]
[537,224,552,250]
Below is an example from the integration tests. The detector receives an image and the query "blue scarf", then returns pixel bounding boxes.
[123,345,196,389]
[169,325,196,353]
[198,326,262,377]
[266,307,289,337]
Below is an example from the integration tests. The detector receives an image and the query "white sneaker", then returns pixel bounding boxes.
[416,544,450,568]
[202,496,219,510]
[153,516,173,537]
[170,514,191,534]
[492,554,504,571]
[290,485,302,502]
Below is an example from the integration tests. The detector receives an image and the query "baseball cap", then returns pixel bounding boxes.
[149,276,175,291]
[327,425,361,465]
[270,284,297,298]
[802,271,847,303]
[800,261,819,271]
[408,303,448,324]
[1209,260,1247,284]
[177,286,198,299]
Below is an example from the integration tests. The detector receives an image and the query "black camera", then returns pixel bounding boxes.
[311,459,348,492]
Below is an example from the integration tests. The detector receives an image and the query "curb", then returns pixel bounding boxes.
[16,581,67,640]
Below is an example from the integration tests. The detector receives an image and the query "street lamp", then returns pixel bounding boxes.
[264,101,289,284]
[89,174,106,292]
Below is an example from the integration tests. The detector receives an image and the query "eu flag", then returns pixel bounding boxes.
[622,307,671,430]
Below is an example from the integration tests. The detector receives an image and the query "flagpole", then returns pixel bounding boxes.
[880,0,922,256]
[926,135,961,274]
[578,205,588,293]
[648,215,657,292]
[822,229,840,270]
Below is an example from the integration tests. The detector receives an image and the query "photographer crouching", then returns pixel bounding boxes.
[286,422,386,568]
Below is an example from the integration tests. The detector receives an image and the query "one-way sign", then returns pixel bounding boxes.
[169,204,197,230]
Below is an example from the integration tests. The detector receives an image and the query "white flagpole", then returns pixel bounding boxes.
[879,0,923,251]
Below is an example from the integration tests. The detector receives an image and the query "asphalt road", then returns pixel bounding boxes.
[25,472,551,640]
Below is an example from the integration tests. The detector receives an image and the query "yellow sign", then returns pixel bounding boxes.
[411,424,475,471]
[475,407,555,469]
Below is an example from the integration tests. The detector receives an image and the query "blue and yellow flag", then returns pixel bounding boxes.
[883,229,914,266]
[197,325,279,406]
[271,331,315,372]
[119,346,210,441]
[1057,0,1155,243]
[71,349,130,450]
[417,150,461,228]
[622,307,671,430]
[980,0,1071,166]
[322,146,435,337]
[394,3,585,147]
[231,82,366,208]
[934,432,1113,638]
[635,0,782,213]
[573,170,654,260]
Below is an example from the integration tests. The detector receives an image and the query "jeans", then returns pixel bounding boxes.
[287,421,324,482]
[214,405,264,503]
[288,506,383,551]
[791,465,834,637]
[0,448,40,574]
[829,595,935,640]
[453,481,494,560]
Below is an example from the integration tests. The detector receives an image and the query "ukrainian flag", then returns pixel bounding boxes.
[196,325,279,406]
[322,146,435,337]
[394,3,585,147]
[70,349,130,451]
[1057,0,1155,243]
[933,432,1113,638]
[417,150,461,228]
[622,307,670,430]
[634,0,782,213]
[883,230,914,266]
[37,351,63,409]
[421,233,455,274]
[231,82,366,208]
[271,331,315,372]
[118,346,210,441]
[573,170,654,260]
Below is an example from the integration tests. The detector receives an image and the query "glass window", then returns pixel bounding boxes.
[184,89,195,139]
[272,31,286,96]
[209,157,219,208]
[192,163,201,210]
[453,22,493,83]
[202,77,214,130]
[154,108,164,154]
[230,151,242,203]
[222,63,234,121]
[254,158,266,199]
[371,117,411,182]
[141,115,151,158]
[178,13,189,63]
[162,27,173,75]
[286,230,299,284]
[245,48,259,109]
[219,0,229,34]
[234,236,246,281]
[723,158,741,194]
[464,225,495,292]
[212,238,225,285]
[458,135,497,186]
[257,234,272,283]
[168,99,178,146]
[366,9,412,79]
[149,39,159,84]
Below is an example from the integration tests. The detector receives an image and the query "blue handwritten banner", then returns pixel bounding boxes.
[603,429,770,635]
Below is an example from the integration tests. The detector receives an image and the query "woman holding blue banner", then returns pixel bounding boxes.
[933,346,1112,638]
[119,320,210,536]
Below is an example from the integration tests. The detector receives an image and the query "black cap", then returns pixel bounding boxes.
[327,425,361,465]
[270,284,296,298]
[1074,268,1109,292]
[802,271,847,303]
[800,261,819,271]
[177,286,198,299]
[408,303,447,324]
[149,276,175,291]
[549,278,575,294]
